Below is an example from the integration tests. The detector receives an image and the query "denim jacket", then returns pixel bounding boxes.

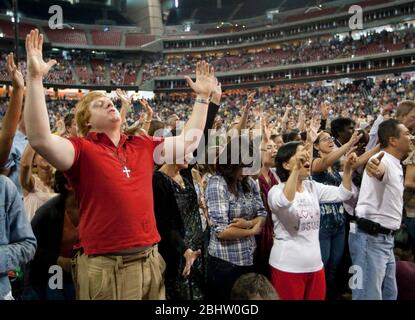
[3,130,28,194]
[0,175,37,299]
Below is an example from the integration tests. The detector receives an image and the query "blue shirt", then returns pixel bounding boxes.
[4,130,28,194]
[0,175,37,299]
[312,165,346,229]
[206,175,267,266]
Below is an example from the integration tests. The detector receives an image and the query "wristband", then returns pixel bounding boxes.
[196,97,209,105]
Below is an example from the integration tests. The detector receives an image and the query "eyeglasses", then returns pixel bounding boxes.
[319,136,335,143]
[260,146,278,152]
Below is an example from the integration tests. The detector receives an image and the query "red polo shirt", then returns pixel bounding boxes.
[65,132,164,255]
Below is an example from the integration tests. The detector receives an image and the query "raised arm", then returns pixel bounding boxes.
[233,92,255,135]
[261,115,271,144]
[191,79,221,163]
[281,105,292,132]
[0,53,24,167]
[24,29,75,171]
[365,114,384,152]
[341,150,357,191]
[352,144,381,170]
[138,98,154,134]
[297,109,305,132]
[315,151,356,204]
[312,131,362,173]
[116,89,133,127]
[161,61,214,163]
[20,144,36,195]
[283,149,309,202]
[319,101,330,131]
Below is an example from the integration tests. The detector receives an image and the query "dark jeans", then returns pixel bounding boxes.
[206,255,254,300]
[319,224,346,299]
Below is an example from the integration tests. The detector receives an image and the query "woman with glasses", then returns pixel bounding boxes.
[311,130,379,299]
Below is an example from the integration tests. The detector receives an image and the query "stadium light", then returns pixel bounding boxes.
[305,6,322,13]
[266,8,279,22]
[175,0,179,8]
[63,23,75,30]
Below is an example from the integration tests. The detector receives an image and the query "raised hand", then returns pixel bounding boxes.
[182,249,201,277]
[344,149,358,172]
[116,88,132,106]
[138,98,153,120]
[241,91,256,113]
[6,53,24,89]
[306,116,320,144]
[366,152,385,179]
[25,29,57,78]
[184,61,214,98]
[320,101,330,119]
[294,149,310,170]
[348,130,363,147]
[261,114,271,142]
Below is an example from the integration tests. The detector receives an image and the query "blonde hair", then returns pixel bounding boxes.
[397,100,415,120]
[75,91,107,137]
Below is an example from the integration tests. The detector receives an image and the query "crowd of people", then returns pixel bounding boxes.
[1,29,415,302]
[0,53,140,86]
[109,61,140,86]
[0,27,412,87]
[143,28,415,80]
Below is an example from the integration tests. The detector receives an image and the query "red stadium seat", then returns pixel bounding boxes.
[126,33,155,47]
[0,20,37,39]
[91,31,121,46]
[45,29,88,45]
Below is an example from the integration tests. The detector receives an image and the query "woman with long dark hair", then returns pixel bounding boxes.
[206,136,267,300]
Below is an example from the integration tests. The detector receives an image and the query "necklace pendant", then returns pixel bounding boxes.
[123,166,131,178]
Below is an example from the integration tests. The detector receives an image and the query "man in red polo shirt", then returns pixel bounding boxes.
[23,29,216,300]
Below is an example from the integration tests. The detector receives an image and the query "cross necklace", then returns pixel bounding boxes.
[104,144,131,178]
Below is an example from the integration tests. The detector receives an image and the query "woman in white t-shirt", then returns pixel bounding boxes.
[267,141,355,300]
